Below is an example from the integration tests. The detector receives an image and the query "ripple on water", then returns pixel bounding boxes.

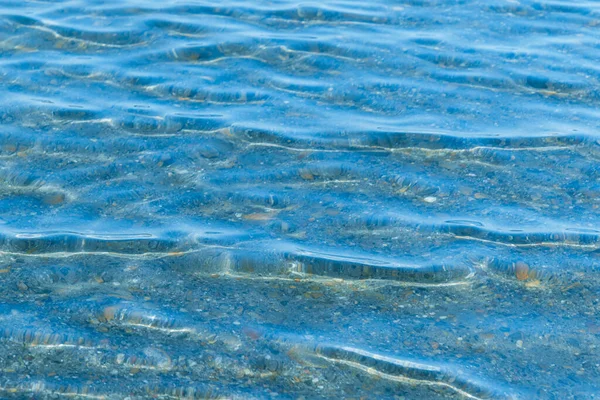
[0,0,599,398]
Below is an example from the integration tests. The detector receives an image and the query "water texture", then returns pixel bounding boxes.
[0,0,599,398]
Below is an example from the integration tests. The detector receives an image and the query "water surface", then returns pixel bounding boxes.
[1,0,600,399]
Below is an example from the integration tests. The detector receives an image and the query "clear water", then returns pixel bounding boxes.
[0,0,599,399]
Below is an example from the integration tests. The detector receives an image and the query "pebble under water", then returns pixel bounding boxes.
[1,0,600,399]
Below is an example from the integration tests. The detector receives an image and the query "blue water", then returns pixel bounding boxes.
[0,0,600,399]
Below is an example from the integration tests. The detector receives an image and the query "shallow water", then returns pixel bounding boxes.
[0,0,599,399]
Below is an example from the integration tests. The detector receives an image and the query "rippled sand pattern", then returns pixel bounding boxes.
[1,0,600,399]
